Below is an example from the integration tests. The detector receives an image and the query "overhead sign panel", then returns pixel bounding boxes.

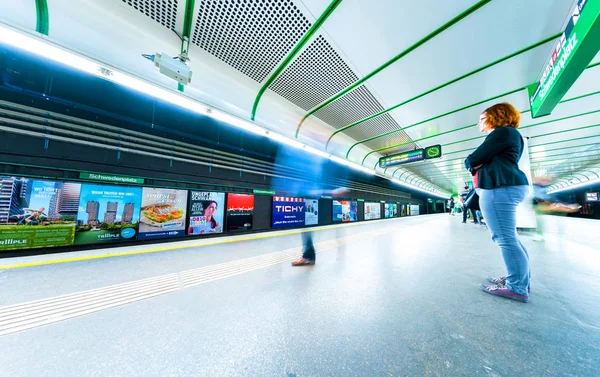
[378,145,442,168]
[529,0,600,118]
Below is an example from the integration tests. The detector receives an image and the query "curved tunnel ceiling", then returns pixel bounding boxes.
[1,0,599,194]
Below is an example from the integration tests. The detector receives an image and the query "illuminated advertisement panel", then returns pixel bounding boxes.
[332,200,357,223]
[188,191,225,235]
[226,193,254,232]
[138,188,188,240]
[385,203,398,218]
[364,202,381,220]
[272,196,305,228]
[0,177,80,250]
[305,198,319,226]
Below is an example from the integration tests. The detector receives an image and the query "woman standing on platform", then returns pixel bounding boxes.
[465,103,530,303]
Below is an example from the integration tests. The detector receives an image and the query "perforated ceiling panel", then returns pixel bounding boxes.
[192,0,311,83]
[269,35,358,111]
[121,0,178,30]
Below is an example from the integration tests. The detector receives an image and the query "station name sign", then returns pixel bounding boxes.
[378,145,442,168]
[79,172,144,184]
[529,0,600,118]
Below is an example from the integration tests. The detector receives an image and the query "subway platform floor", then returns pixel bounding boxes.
[0,214,598,376]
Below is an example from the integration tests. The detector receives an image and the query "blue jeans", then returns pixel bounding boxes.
[478,186,530,296]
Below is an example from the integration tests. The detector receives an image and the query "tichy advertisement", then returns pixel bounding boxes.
[74,183,142,245]
[272,196,306,228]
[364,202,381,220]
[188,191,225,235]
[0,177,80,251]
[305,199,319,226]
[385,203,398,218]
[226,193,254,232]
[138,188,188,240]
[332,200,357,223]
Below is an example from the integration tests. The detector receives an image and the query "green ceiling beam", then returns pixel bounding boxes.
[344,87,525,157]
[332,32,561,151]
[530,146,600,161]
[35,0,49,35]
[251,0,344,120]
[294,0,492,137]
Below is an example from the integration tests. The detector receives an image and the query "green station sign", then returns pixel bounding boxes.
[79,172,144,184]
[253,189,276,195]
[529,0,600,118]
[378,144,442,168]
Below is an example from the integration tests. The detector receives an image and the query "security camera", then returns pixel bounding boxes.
[153,52,193,85]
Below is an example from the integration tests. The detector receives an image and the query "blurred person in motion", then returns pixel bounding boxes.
[447,198,455,215]
[270,143,349,267]
[460,185,478,224]
[465,103,530,303]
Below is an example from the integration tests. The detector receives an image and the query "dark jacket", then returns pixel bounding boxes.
[464,126,528,189]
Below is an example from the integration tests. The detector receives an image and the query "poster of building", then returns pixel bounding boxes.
[226,193,254,232]
[0,177,80,251]
[304,199,319,226]
[332,200,357,223]
[272,196,306,228]
[364,202,381,220]
[385,203,398,218]
[138,188,188,240]
[74,183,142,245]
[188,191,225,235]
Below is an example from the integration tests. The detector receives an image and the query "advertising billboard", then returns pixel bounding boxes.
[364,202,381,220]
[74,183,142,245]
[410,205,420,216]
[400,204,408,217]
[272,196,306,228]
[226,193,254,232]
[332,200,357,223]
[0,177,80,251]
[188,191,225,235]
[138,188,188,240]
[305,198,319,226]
[586,192,599,202]
[385,203,398,218]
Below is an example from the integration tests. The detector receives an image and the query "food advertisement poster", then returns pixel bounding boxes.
[226,193,254,232]
[272,196,306,228]
[304,199,319,226]
[74,183,142,245]
[138,188,188,240]
[385,203,397,218]
[0,177,80,251]
[188,191,225,235]
[332,200,357,223]
[364,202,381,220]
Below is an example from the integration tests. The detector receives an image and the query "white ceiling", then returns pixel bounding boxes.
[1,0,598,193]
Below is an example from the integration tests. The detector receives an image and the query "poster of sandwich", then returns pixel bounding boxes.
[74,183,141,245]
[138,188,188,240]
[188,191,225,235]
[0,177,80,251]
[226,193,254,232]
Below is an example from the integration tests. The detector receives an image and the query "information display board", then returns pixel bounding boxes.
[74,183,142,245]
[226,194,254,232]
[333,200,357,222]
[378,145,442,168]
[188,191,225,235]
[305,198,319,225]
[272,196,306,228]
[586,192,599,202]
[138,188,188,240]
[385,203,398,218]
[0,177,80,251]
[364,202,381,220]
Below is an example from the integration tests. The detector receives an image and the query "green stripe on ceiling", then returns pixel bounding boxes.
[344,87,526,156]
[294,0,492,137]
[35,0,49,35]
[530,146,600,161]
[328,32,561,148]
[250,0,343,120]
[178,0,196,93]
[345,63,600,157]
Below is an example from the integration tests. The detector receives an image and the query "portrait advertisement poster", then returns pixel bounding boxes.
[74,183,142,245]
[226,193,254,232]
[138,188,188,240]
[385,203,398,218]
[364,202,381,220]
[304,199,319,226]
[400,204,408,217]
[332,200,357,223]
[0,177,80,251]
[188,191,225,235]
[272,196,306,228]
